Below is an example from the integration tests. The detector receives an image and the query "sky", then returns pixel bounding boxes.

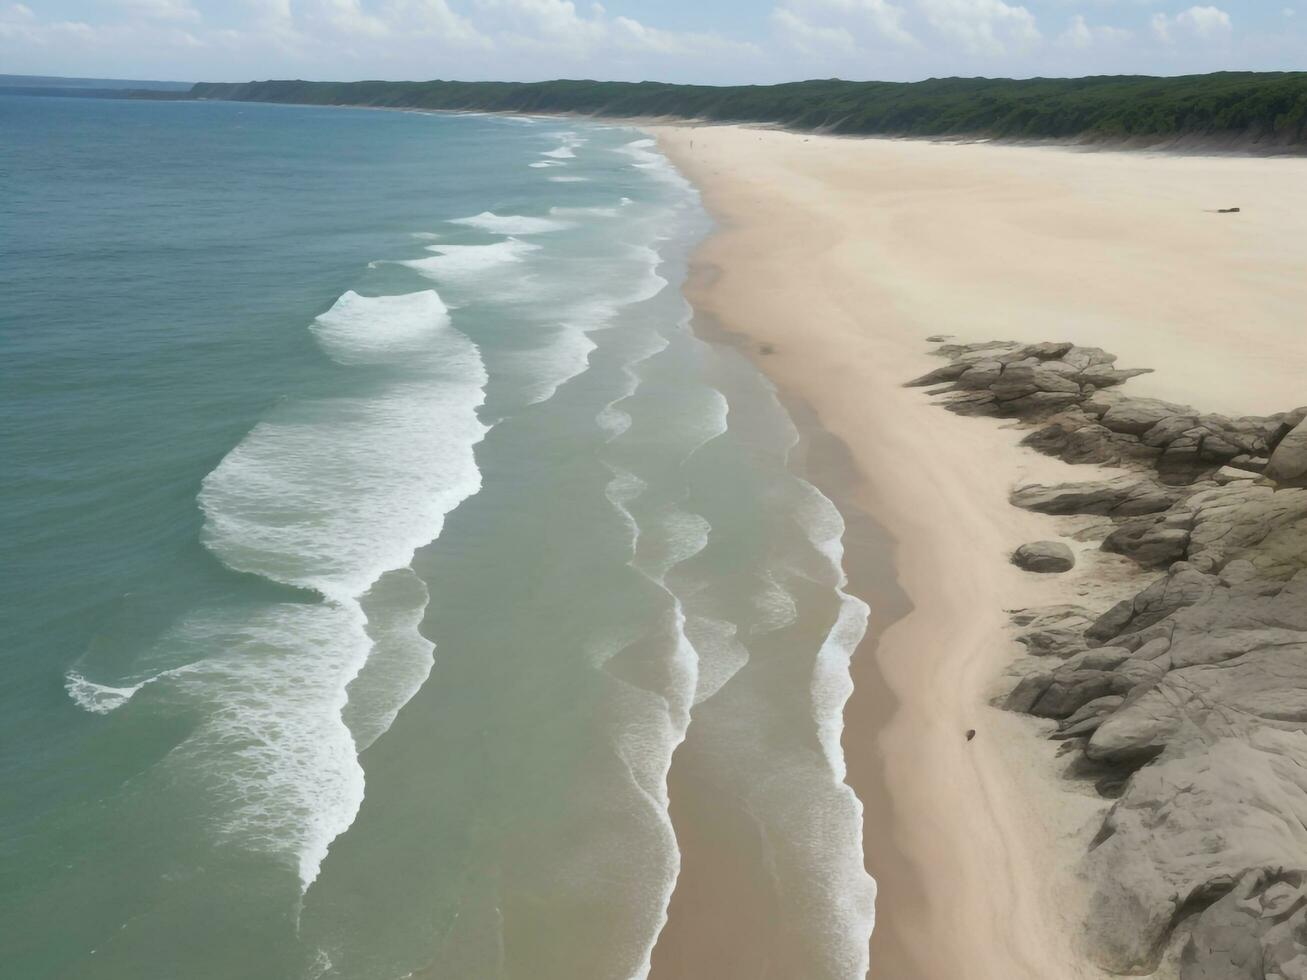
[2,0,1302,86]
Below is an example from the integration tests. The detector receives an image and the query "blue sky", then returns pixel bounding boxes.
[2,0,1302,85]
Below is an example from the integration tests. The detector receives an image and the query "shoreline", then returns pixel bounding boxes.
[650,123,1307,977]
[652,124,1108,979]
[654,261,919,978]
[648,269,902,979]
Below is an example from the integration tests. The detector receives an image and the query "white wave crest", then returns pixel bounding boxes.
[511,326,599,407]
[400,238,541,283]
[795,482,870,782]
[167,599,373,892]
[66,672,149,714]
[309,290,450,366]
[66,661,202,714]
[201,295,488,601]
[549,204,621,218]
[448,211,572,235]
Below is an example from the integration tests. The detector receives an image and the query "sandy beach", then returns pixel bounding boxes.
[650,125,1307,978]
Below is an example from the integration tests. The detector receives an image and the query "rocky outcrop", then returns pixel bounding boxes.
[1181,868,1307,979]
[911,339,1307,977]
[909,340,1296,481]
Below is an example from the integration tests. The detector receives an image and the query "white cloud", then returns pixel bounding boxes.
[0,3,99,44]
[1057,12,1131,48]
[278,0,488,45]
[383,0,485,41]
[473,0,754,62]
[772,0,915,53]
[474,0,605,48]
[1059,12,1093,46]
[772,7,859,54]
[825,0,915,46]
[306,0,388,38]
[611,16,757,59]
[117,0,201,23]
[0,0,1284,84]
[918,0,1041,55]
[1178,4,1231,36]
[1153,4,1231,43]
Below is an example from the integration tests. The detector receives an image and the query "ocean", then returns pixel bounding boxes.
[0,94,875,979]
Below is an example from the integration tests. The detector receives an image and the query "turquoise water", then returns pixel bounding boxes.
[0,95,875,978]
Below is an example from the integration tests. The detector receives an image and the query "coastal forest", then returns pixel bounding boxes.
[187,73,1307,147]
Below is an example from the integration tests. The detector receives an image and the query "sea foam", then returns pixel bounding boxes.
[400,238,541,283]
[309,289,451,366]
[618,139,695,194]
[449,211,571,235]
[203,291,487,600]
[188,289,490,889]
[502,241,670,408]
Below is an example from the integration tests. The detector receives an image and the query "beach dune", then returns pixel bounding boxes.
[650,125,1307,978]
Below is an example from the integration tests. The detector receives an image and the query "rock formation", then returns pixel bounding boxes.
[1013,540,1076,573]
[910,340,1307,978]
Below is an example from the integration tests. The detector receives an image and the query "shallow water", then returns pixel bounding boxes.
[0,96,874,978]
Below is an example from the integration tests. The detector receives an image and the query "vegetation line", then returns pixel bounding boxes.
[185,74,1307,148]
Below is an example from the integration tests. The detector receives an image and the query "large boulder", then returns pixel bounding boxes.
[1267,417,1307,488]
[1098,396,1187,436]
[1012,540,1076,573]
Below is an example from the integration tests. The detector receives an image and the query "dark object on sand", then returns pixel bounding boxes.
[759,343,776,355]
[966,729,977,742]
[1217,207,1241,213]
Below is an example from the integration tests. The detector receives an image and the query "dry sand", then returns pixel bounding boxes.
[647,125,1307,979]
